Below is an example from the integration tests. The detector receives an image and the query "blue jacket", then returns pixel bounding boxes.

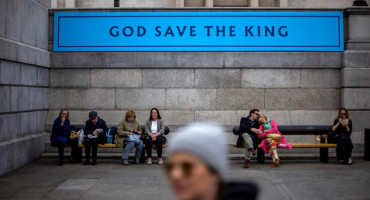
[50,117,71,144]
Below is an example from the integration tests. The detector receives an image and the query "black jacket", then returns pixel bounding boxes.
[219,181,259,200]
[84,117,108,144]
[236,116,260,148]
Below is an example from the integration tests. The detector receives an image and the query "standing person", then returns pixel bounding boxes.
[257,115,292,167]
[83,111,108,165]
[50,109,78,166]
[237,109,261,168]
[116,110,143,165]
[332,108,353,165]
[144,108,166,165]
[167,123,259,200]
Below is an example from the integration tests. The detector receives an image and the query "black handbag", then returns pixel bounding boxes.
[327,129,337,144]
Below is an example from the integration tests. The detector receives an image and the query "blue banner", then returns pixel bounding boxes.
[53,11,343,52]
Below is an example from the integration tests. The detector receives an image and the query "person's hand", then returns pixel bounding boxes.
[93,131,98,136]
[151,135,157,141]
[256,129,262,134]
[338,118,343,123]
[61,117,66,125]
[129,132,134,135]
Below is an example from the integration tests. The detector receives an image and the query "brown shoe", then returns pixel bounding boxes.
[243,160,250,168]
[275,158,280,165]
[270,163,277,168]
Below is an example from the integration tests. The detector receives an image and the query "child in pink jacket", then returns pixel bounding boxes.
[257,115,292,167]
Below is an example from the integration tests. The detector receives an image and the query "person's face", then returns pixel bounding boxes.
[151,110,158,120]
[340,110,348,119]
[60,111,68,118]
[166,152,221,200]
[258,117,266,124]
[251,111,259,120]
[128,116,135,122]
[90,117,98,124]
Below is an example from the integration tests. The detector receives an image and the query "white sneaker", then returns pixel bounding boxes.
[158,158,163,165]
[147,158,152,165]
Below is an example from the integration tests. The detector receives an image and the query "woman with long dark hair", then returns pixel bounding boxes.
[144,108,166,165]
[332,108,353,165]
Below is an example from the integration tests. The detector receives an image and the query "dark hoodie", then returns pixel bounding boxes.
[219,182,259,200]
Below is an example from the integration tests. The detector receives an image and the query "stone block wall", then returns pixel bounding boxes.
[0,0,50,175]
[46,8,370,157]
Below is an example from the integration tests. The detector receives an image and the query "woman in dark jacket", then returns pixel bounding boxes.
[332,108,353,165]
[50,109,78,166]
[144,108,166,165]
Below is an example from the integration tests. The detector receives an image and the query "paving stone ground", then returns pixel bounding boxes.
[0,158,370,200]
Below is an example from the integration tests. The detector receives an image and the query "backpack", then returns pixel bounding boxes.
[106,127,117,144]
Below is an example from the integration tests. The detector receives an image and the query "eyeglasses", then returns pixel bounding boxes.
[165,162,196,178]
[340,113,347,116]
[254,113,259,116]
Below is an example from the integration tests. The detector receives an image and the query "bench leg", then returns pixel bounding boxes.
[320,147,329,163]
[140,147,146,163]
[75,147,83,162]
[257,148,265,163]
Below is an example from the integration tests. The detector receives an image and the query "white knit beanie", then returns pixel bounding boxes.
[168,122,228,180]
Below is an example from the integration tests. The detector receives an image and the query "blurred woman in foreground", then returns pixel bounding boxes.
[166,123,259,200]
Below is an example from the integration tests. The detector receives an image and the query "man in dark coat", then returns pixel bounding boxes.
[237,109,261,168]
[84,111,107,165]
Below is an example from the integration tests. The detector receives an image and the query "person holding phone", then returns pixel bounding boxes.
[116,110,143,165]
[332,108,353,165]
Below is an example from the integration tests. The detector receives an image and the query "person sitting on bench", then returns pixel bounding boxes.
[257,115,292,167]
[238,109,261,168]
[83,111,107,166]
[117,110,143,165]
[332,108,353,165]
[144,108,166,165]
[50,109,78,166]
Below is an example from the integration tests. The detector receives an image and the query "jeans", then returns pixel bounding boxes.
[84,137,98,161]
[122,140,143,160]
[243,133,254,160]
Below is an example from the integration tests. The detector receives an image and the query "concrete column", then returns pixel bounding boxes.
[176,0,185,7]
[205,0,213,7]
[279,0,288,7]
[249,0,259,7]
[65,0,76,8]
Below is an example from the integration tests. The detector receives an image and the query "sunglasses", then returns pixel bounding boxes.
[254,113,259,116]
[165,162,196,178]
[340,113,347,115]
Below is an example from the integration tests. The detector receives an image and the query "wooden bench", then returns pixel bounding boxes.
[54,125,170,163]
[233,125,336,163]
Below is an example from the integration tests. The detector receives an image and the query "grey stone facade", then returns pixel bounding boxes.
[45,7,370,158]
[1,3,370,175]
[0,0,50,175]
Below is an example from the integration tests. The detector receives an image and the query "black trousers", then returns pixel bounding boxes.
[55,138,78,162]
[84,137,98,161]
[144,136,164,158]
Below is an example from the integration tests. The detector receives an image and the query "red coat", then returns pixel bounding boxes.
[258,119,292,153]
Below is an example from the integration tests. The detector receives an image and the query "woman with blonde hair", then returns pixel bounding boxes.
[332,108,353,165]
[257,115,292,167]
[116,110,143,165]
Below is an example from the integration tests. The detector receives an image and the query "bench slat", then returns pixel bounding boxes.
[233,143,336,148]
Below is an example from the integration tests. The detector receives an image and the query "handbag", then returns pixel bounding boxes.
[125,134,141,143]
[70,131,78,139]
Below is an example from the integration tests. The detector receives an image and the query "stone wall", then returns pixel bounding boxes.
[47,8,370,157]
[0,0,50,175]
